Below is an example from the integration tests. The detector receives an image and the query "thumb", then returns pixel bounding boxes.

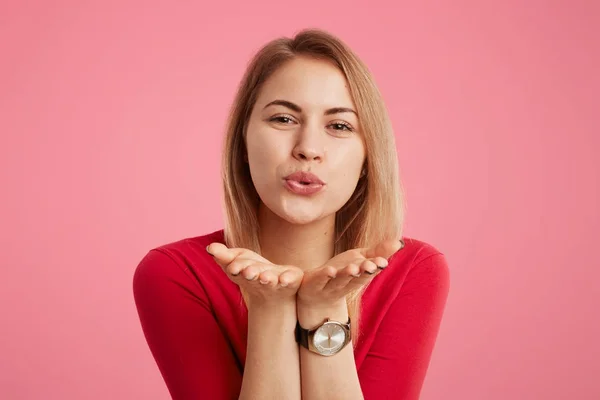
[361,238,405,260]
[206,243,245,266]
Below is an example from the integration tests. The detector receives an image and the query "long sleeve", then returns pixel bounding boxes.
[133,249,242,400]
[358,253,451,399]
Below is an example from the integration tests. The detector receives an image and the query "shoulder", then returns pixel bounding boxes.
[394,236,450,290]
[148,228,226,264]
[133,229,228,293]
[356,236,451,357]
[364,236,450,302]
[398,236,450,294]
[393,236,449,278]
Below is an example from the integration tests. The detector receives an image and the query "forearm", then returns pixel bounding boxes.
[239,299,301,400]
[297,300,363,400]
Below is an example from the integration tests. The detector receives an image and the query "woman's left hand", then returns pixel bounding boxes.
[297,238,404,310]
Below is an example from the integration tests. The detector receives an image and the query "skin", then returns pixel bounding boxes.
[207,56,403,400]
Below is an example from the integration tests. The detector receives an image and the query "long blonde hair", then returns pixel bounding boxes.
[220,28,405,343]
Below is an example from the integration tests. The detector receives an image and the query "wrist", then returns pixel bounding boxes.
[296,298,349,328]
[247,297,297,330]
[247,296,296,317]
[246,292,296,309]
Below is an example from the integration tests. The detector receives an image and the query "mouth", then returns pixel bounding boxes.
[283,171,325,185]
[283,171,326,196]
[283,179,325,196]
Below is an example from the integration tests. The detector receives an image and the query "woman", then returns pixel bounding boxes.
[133,28,450,400]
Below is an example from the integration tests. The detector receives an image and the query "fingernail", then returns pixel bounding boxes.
[246,274,256,281]
[259,279,268,285]
[231,272,239,276]
[352,273,362,278]
[280,282,289,287]
[206,245,214,256]
[376,264,386,270]
[399,239,405,249]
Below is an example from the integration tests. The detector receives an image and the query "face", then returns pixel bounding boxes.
[245,56,366,226]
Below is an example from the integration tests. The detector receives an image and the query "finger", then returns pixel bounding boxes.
[241,263,267,282]
[221,259,258,288]
[347,274,378,292]
[325,263,361,291]
[226,258,256,277]
[206,243,246,266]
[309,265,338,291]
[278,267,303,289]
[258,269,278,287]
[369,257,388,270]
[360,259,380,275]
[360,238,405,260]
[338,259,381,292]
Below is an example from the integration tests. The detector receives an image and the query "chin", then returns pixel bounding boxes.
[257,189,343,226]
[277,208,324,226]
[269,200,333,226]
[284,214,323,226]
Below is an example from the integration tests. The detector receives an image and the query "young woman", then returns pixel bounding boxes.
[133,29,450,400]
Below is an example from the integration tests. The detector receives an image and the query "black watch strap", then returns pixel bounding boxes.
[295,320,309,348]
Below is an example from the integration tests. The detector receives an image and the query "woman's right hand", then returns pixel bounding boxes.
[206,243,304,307]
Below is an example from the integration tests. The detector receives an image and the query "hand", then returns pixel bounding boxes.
[206,243,304,307]
[297,238,405,309]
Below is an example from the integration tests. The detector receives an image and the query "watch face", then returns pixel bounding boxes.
[313,321,347,356]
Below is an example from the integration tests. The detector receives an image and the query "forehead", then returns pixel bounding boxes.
[256,56,356,110]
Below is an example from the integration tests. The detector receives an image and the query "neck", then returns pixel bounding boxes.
[257,203,335,271]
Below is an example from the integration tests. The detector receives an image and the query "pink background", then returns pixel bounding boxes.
[1,1,598,399]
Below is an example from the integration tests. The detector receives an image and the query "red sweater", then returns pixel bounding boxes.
[133,229,450,400]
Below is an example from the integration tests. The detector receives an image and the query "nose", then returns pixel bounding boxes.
[292,122,324,162]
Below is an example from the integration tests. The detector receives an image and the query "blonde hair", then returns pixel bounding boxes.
[220,28,405,344]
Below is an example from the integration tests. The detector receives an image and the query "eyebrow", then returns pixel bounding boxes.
[263,99,357,116]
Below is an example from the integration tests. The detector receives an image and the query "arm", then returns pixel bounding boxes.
[207,242,303,400]
[295,252,450,400]
[133,249,302,400]
[297,300,362,400]
[359,253,450,399]
[133,249,242,399]
[294,239,404,400]
[241,298,300,400]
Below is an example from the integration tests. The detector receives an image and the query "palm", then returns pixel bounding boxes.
[319,238,403,271]
[207,243,305,305]
[297,238,404,304]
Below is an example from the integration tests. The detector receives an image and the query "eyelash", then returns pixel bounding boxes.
[269,115,355,132]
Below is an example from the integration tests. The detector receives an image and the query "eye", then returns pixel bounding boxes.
[269,115,296,124]
[328,121,354,132]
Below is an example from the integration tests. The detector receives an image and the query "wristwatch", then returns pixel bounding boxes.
[295,317,351,356]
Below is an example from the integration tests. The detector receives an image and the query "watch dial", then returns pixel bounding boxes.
[313,322,346,356]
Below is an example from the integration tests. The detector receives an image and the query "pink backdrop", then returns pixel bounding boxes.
[1,1,598,399]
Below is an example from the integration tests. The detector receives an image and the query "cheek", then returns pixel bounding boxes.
[326,151,364,202]
[331,169,360,197]
[246,135,287,186]
[245,130,262,159]
[246,121,285,159]
[248,140,285,171]
[329,143,365,177]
